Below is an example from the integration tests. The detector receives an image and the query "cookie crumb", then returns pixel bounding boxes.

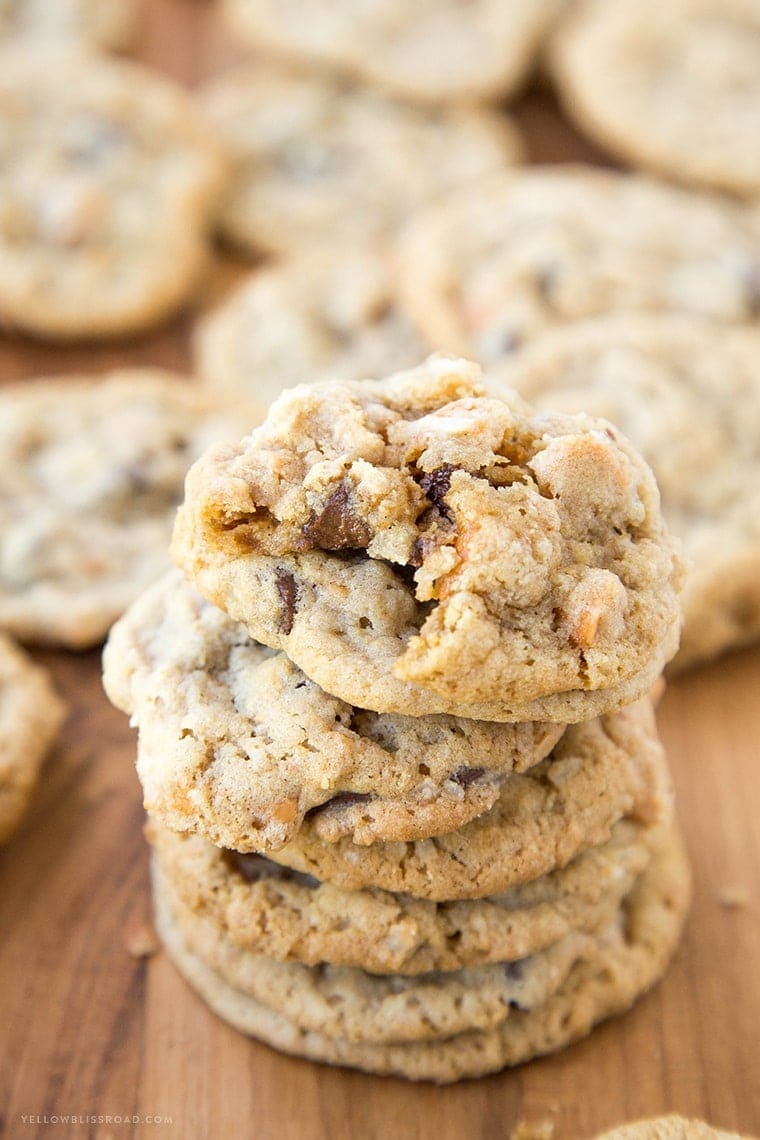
[511,1120,555,1140]
[717,885,750,909]
[124,920,159,958]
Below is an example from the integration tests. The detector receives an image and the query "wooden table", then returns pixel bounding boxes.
[1,3,759,1137]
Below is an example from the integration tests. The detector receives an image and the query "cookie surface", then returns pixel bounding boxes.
[221,0,562,104]
[154,821,691,1081]
[201,64,522,256]
[265,699,672,900]
[149,817,663,975]
[174,357,684,722]
[0,372,243,648]
[196,248,431,413]
[0,49,223,339]
[104,572,562,851]
[550,0,760,196]
[0,0,135,50]
[398,168,760,365]
[492,315,760,671]
[0,633,65,845]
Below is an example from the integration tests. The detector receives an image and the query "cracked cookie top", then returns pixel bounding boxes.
[104,571,562,852]
[174,357,684,721]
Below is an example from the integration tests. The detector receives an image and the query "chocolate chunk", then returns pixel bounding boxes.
[504,958,526,981]
[275,568,298,634]
[452,767,486,788]
[306,792,373,819]
[418,464,455,518]
[226,850,320,889]
[745,262,760,318]
[300,483,373,551]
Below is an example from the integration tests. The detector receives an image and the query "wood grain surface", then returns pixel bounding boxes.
[1,3,759,1138]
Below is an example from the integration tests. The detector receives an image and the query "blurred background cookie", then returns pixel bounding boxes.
[492,315,760,671]
[0,49,224,338]
[397,167,760,364]
[201,64,523,256]
[221,0,564,105]
[0,631,65,845]
[0,371,247,648]
[550,0,760,196]
[195,247,431,410]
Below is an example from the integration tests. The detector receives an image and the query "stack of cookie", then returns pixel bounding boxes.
[104,356,690,1082]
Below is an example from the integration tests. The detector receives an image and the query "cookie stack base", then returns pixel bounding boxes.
[152,824,690,1083]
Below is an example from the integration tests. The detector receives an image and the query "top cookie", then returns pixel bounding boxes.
[0,49,224,339]
[221,0,563,105]
[492,315,760,671]
[173,357,684,722]
[195,247,430,413]
[201,64,523,257]
[550,0,760,197]
[0,0,135,51]
[0,370,244,649]
[397,167,760,365]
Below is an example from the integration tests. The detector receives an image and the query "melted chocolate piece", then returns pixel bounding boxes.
[418,464,455,519]
[451,767,486,788]
[306,792,373,819]
[226,850,320,890]
[299,483,373,551]
[746,262,760,318]
[504,958,526,981]
[274,568,298,634]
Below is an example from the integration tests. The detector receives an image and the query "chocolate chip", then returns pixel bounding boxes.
[745,262,760,318]
[418,464,455,518]
[275,568,298,634]
[452,767,486,788]
[536,265,557,304]
[299,483,373,551]
[306,792,373,819]
[225,850,320,889]
[504,958,526,981]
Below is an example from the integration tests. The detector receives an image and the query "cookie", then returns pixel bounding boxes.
[173,356,684,722]
[201,64,523,256]
[397,168,760,365]
[491,315,760,671]
[154,821,691,1081]
[0,633,65,845]
[595,1119,751,1140]
[264,699,672,900]
[0,372,245,649]
[550,0,760,197]
[0,0,135,51]
[0,49,224,339]
[154,858,618,1045]
[104,571,563,850]
[149,817,663,975]
[221,0,563,105]
[195,247,431,412]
